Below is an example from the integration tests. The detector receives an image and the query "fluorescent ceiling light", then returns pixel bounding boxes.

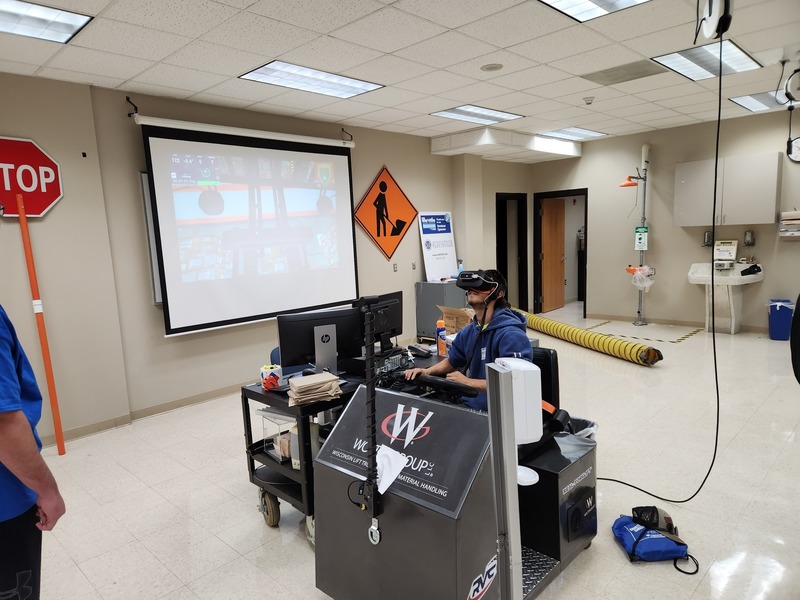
[431,105,522,125]
[541,127,606,141]
[730,90,790,112]
[652,40,760,81]
[537,0,651,22]
[241,60,382,99]
[0,0,91,42]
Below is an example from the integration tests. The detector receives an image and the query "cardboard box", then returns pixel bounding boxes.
[437,305,474,335]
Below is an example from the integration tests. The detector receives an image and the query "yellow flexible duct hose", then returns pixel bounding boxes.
[517,309,663,366]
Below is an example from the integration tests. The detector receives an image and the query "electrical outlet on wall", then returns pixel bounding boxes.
[412,261,416,270]
[393,263,398,272]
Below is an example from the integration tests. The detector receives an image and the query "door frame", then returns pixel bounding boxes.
[533,188,588,317]
[495,193,528,311]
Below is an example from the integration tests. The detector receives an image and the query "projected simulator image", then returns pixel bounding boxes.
[142,125,358,335]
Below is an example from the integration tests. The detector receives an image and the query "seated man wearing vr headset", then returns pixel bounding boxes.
[405,269,532,411]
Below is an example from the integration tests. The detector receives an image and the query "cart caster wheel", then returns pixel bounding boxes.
[259,490,280,527]
[584,541,592,550]
[305,515,315,546]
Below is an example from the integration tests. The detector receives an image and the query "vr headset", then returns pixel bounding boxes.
[456,270,499,297]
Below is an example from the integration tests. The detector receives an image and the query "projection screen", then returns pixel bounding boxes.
[140,118,359,335]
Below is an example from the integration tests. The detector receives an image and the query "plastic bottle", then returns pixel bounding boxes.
[436,319,447,357]
[457,259,464,274]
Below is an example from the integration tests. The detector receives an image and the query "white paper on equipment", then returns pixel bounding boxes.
[376,445,406,494]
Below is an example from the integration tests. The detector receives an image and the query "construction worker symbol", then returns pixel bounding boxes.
[355,166,418,260]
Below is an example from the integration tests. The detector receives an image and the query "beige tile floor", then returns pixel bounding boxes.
[40,303,800,599]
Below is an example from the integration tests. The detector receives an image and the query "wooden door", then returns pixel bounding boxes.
[541,198,565,313]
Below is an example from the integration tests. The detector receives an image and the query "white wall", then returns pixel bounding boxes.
[3,71,798,440]
[526,111,800,327]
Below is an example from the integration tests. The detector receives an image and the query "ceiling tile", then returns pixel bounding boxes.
[585,0,695,41]
[393,0,524,29]
[278,36,383,73]
[557,85,625,107]
[311,99,383,117]
[45,0,112,13]
[46,46,153,79]
[636,81,706,101]
[35,66,124,88]
[551,45,646,76]
[610,71,687,94]
[188,93,252,109]
[374,122,416,133]
[491,65,572,90]
[642,115,698,128]
[248,0,384,34]
[458,1,574,48]
[202,78,287,102]
[0,33,61,64]
[438,81,513,103]
[736,22,800,55]
[395,70,476,95]
[536,105,595,121]
[131,64,228,92]
[656,91,725,108]
[622,24,698,58]
[358,86,426,107]
[72,18,191,62]
[0,60,38,76]
[118,80,195,99]
[395,31,498,69]
[525,76,602,99]
[504,98,566,115]
[604,103,675,119]
[266,89,337,110]
[599,122,652,135]
[342,55,434,86]
[728,0,800,35]
[394,114,451,129]
[102,0,238,37]
[330,6,447,53]
[445,50,538,80]
[482,91,544,110]
[359,107,419,123]
[507,26,611,63]
[394,95,461,114]
[201,13,319,56]
[248,101,305,115]
[164,42,265,77]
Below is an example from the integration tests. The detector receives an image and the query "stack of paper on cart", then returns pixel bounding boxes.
[288,371,341,406]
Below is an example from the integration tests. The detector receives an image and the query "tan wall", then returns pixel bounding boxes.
[0,75,129,438]
[3,71,798,439]
[527,111,800,328]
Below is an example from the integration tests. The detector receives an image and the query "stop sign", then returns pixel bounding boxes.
[0,136,63,217]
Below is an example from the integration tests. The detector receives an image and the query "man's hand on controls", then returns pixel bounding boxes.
[404,367,428,380]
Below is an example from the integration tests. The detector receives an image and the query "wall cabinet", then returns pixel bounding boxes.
[673,152,781,226]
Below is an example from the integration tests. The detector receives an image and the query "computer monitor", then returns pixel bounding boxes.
[368,290,403,353]
[277,306,363,372]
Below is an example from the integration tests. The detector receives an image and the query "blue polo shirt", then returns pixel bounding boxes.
[0,305,42,522]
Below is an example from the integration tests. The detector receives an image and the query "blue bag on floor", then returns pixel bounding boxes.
[612,511,698,574]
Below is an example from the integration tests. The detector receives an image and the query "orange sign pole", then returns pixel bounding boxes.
[15,194,66,455]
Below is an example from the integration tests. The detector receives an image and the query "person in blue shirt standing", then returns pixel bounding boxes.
[0,303,66,600]
[405,269,532,410]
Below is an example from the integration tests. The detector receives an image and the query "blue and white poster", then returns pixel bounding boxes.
[419,212,457,281]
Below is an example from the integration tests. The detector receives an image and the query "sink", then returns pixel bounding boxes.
[687,263,764,334]
[687,262,764,286]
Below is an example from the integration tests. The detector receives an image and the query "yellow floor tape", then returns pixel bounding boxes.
[517,309,663,366]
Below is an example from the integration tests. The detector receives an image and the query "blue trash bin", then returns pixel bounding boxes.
[768,299,795,341]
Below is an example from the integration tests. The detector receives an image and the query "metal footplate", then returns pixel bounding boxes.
[521,546,559,598]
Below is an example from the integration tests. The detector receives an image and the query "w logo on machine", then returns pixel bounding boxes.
[468,555,498,600]
[381,404,433,449]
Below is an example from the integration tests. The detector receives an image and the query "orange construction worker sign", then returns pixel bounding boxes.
[354,166,417,260]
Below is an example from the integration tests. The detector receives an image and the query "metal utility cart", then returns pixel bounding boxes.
[240,382,355,530]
